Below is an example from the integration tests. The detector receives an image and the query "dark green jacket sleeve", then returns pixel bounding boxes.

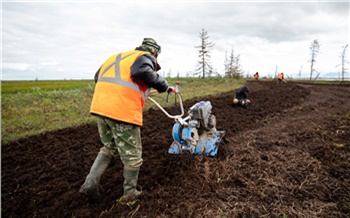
[130,54,168,93]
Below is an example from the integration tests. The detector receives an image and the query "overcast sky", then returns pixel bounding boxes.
[1,1,349,80]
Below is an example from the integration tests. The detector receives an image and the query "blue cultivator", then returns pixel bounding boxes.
[148,83,225,157]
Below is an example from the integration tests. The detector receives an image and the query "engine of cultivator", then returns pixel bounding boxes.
[148,82,225,157]
[169,101,225,156]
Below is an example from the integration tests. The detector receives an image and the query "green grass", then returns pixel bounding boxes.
[1,80,94,93]
[2,86,96,144]
[1,78,245,144]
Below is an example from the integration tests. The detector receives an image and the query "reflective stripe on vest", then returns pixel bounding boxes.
[97,52,150,101]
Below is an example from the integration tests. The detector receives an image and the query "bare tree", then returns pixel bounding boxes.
[167,68,172,78]
[224,47,243,78]
[309,39,320,80]
[194,28,215,78]
[224,50,232,78]
[224,51,228,75]
[274,66,278,78]
[341,44,348,82]
[234,54,243,78]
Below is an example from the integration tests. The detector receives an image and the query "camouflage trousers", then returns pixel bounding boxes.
[96,116,143,168]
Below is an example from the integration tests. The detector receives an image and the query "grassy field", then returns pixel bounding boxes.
[1,78,245,144]
[1,80,94,93]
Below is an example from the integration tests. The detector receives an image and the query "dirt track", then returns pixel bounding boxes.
[2,81,350,218]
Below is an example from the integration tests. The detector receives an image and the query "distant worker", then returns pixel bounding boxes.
[254,72,259,81]
[277,72,284,85]
[79,38,175,202]
[233,86,250,108]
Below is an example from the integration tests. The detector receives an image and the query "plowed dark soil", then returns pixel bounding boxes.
[2,81,350,218]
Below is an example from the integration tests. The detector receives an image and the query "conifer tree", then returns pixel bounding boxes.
[194,28,215,78]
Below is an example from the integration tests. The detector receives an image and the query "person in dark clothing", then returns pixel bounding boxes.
[233,86,250,108]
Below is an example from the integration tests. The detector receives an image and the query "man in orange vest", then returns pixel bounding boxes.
[80,38,174,202]
[277,72,284,85]
[254,72,260,81]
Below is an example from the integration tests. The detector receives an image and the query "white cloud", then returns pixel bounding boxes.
[40,58,58,66]
[1,1,349,80]
[2,62,32,71]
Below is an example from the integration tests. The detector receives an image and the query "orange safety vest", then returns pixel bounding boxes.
[278,73,283,80]
[90,50,151,126]
[254,73,259,79]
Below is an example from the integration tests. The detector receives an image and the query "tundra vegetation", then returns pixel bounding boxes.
[1,78,245,144]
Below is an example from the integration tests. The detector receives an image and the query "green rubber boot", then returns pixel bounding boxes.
[79,153,111,201]
[122,166,141,201]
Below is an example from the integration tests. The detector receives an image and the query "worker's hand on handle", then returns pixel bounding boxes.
[166,86,176,102]
[167,86,176,94]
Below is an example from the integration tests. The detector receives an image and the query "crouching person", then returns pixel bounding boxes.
[233,86,250,108]
[79,38,174,202]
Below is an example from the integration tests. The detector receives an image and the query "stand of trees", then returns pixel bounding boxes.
[195,28,243,79]
[192,31,347,81]
[224,47,243,78]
